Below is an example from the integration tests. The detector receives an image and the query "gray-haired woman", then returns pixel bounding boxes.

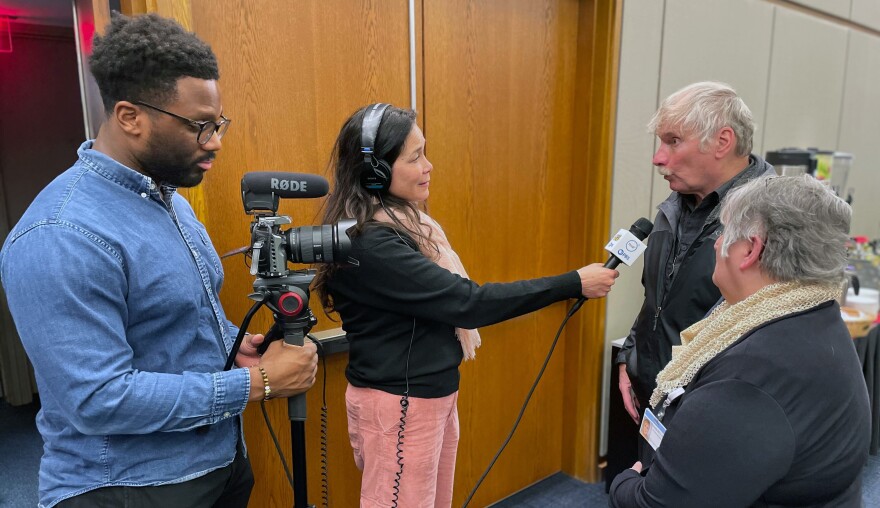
[610,175,870,507]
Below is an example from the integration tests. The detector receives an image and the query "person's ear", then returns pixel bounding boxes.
[740,235,764,270]
[715,126,736,159]
[113,101,146,137]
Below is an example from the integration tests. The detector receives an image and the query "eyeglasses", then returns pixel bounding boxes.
[134,101,231,145]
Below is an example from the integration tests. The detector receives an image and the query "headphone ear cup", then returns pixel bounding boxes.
[360,156,393,193]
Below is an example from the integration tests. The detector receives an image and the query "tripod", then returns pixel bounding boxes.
[252,271,317,508]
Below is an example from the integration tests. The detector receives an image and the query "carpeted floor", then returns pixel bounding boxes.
[0,400,41,508]
[2,399,879,507]
[493,454,880,507]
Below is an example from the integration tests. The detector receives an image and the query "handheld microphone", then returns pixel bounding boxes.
[571,217,653,314]
[241,172,330,213]
[603,217,653,269]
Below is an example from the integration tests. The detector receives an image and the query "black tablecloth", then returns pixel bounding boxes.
[855,326,880,456]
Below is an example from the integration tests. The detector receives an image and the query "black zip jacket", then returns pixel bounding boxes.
[617,155,776,403]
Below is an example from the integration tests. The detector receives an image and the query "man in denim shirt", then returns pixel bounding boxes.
[0,13,317,508]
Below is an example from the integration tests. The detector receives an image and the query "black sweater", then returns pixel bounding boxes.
[326,224,582,398]
[610,301,870,507]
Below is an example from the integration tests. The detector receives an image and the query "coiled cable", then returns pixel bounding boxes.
[391,317,416,508]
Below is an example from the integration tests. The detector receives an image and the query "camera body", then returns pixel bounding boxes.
[249,215,354,277]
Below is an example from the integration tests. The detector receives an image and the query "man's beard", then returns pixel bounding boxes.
[139,136,212,188]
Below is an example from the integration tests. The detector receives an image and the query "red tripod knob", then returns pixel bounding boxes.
[277,291,304,316]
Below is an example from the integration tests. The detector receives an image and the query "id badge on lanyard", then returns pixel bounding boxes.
[639,387,685,451]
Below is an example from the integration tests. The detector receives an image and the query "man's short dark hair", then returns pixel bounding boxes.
[89,12,219,113]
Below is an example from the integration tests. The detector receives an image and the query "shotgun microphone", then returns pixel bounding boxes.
[241,171,330,199]
[241,172,330,213]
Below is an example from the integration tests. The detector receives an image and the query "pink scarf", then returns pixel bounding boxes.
[373,209,482,360]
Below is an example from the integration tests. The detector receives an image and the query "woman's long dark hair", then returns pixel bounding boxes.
[313,104,435,313]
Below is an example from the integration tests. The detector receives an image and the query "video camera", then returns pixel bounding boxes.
[237,172,352,420]
[241,171,354,275]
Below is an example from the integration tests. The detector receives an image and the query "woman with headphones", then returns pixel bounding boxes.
[313,104,618,507]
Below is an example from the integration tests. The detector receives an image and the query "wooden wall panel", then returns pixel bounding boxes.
[562,0,622,481]
[142,0,621,505]
[423,0,606,503]
[189,1,412,506]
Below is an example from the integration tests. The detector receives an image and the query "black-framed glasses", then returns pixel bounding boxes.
[134,101,231,145]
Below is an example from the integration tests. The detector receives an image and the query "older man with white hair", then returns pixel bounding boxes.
[616,83,776,469]
[610,175,870,507]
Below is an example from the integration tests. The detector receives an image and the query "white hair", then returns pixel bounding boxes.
[648,81,755,157]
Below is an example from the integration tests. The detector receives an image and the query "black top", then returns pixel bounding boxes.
[610,301,871,507]
[326,223,582,398]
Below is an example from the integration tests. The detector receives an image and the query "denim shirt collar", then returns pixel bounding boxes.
[77,140,177,207]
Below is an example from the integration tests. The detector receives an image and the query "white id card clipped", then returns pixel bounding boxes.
[639,408,667,451]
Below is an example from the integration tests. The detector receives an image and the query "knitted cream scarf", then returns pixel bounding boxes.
[649,280,841,408]
[373,209,482,360]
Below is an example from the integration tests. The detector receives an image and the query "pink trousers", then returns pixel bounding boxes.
[345,384,460,508]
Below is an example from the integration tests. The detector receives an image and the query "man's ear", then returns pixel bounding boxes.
[113,101,145,137]
[715,126,736,159]
[740,235,764,270]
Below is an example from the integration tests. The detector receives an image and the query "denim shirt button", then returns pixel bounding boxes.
[140,192,148,198]
[223,412,231,418]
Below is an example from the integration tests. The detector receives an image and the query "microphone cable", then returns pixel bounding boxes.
[392,317,416,508]
[316,334,330,508]
[461,297,586,508]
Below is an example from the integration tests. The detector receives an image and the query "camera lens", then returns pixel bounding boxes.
[286,219,354,264]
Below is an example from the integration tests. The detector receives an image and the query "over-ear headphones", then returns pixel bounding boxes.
[360,103,393,193]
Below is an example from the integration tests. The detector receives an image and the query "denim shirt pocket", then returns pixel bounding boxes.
[196,227,224,278]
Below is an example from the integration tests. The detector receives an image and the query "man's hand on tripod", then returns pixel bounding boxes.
[235,333,265,368]
[247,340,318,402]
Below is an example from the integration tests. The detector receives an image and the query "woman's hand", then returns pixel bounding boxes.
[576,263,619,298]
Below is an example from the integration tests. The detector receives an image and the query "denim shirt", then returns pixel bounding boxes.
[0,141,250,508]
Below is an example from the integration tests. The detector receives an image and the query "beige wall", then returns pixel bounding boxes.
[604,0,880,452]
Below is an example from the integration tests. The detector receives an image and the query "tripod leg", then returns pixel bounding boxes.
[291,420,310,508]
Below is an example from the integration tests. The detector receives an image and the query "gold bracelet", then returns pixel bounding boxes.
[257,366,271,400]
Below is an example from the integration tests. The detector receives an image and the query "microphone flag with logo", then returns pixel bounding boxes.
[603,217,653,268]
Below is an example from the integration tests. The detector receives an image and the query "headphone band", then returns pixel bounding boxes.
[361,103,391,161]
